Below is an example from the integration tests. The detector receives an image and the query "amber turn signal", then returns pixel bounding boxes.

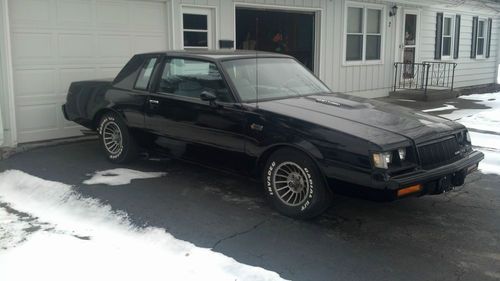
[397,184,423,197]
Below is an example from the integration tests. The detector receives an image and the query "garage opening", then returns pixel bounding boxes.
[235,8,316,71]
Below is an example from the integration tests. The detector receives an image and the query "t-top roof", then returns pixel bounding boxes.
[137,50,292,60]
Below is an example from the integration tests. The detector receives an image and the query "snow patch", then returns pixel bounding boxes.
[0,170,285,281]
[422,104,457,113]
[396,99,417,102]
[83,168,166,186]
[458,109,500,133]
[435,92,500,175]
[469,132,500,175]
[475,148,500,176]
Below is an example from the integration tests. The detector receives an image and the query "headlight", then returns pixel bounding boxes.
[398,148,406,160]
[466,131,471,143]
[372,152,393,169]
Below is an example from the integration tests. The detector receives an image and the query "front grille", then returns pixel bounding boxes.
[418,137,461,169]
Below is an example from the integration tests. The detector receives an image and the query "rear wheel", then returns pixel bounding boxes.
[263,148,332,219]
[98,112,138,164]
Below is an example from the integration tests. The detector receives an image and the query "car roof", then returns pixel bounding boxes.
[136,50,292,61]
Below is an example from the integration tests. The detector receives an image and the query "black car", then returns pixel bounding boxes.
[62,50,484,219]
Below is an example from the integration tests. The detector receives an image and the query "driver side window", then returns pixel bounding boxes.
[158,58,233,102]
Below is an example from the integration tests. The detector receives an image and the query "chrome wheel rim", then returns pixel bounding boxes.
[102,122,123,155]
[272,161,310,207]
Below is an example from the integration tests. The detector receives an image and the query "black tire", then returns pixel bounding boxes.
[263,148,332,219]
[98,112,138,164]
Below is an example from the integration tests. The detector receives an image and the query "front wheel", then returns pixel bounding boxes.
[263,148,332,219]
[98,112,138,164]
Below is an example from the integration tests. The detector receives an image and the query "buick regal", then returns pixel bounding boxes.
[62,51,484,219]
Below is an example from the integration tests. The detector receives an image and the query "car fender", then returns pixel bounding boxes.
[92,106,129,128]
[256,140,326,174]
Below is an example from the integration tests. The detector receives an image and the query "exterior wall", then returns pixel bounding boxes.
[1,0,500,147]
[330,0,396,97]
[170,0,330,80]
[171,0,393,97]
[7,0,169,143]
[169,0,500,97]
[418,8,499,88]
[328,0,499,96]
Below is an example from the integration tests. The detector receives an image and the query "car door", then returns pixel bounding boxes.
[113,54,160,129]
[145,57,250,171]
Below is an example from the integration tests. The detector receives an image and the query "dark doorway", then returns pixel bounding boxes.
[235,8,316,71]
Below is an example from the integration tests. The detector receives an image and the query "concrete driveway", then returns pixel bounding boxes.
[1,140,499,281]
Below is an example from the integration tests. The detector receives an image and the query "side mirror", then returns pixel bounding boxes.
[200,91,217,107]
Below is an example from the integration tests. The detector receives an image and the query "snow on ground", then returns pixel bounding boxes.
[468,132,500,175]
[83,168,166,186]
[0,170,285,281]
[428,92,500,175]
[441,92,500,134]
[421,104,457,113]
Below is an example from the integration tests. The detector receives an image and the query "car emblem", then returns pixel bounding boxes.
[315,98,341,107]
[250,123,264,131]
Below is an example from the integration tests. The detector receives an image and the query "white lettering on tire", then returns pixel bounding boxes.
[300,167,314,211]
[268,160,316,212]
[99,116,123,160]
[266,161,276,195]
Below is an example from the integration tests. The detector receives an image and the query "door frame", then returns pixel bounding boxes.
[232,2,324,76]
[394,8,421,63]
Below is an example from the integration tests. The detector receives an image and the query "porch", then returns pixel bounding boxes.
[390,61,458,101]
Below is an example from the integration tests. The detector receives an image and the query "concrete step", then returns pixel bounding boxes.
[389,89,458,101]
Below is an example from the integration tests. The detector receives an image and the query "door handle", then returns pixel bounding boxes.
[149,99,159,104]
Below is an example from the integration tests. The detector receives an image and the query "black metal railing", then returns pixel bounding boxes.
[393,61,457,95]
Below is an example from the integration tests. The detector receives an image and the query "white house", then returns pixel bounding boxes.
[0,0,499,148]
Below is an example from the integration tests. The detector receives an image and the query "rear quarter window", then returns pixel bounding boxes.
[134,57,159,90]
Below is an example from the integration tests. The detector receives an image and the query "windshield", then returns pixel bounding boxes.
[221,57,330,102]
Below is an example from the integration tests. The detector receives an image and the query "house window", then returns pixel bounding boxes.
[345,3,384,64]
[183,13,209,49]
[476,19,486,57]
[441,16,454,58]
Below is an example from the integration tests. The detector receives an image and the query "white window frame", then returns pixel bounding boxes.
[441,14,455,60]
[476,18,487,59]
[343,1,385,66]
[181,7,214,50]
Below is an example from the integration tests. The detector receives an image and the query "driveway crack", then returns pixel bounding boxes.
[212,220,267,250]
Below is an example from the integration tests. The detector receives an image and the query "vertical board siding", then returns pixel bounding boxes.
[419,8,498,88]
[174,0,500,96]
[328,0,396,96]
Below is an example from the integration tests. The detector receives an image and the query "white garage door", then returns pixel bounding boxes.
[9,0,168,143]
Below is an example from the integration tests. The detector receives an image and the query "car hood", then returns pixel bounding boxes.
[256,93,464,145]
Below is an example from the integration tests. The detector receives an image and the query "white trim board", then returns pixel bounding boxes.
[0,0,16,147]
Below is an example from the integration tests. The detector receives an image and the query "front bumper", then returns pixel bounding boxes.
[387,151,484,196]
